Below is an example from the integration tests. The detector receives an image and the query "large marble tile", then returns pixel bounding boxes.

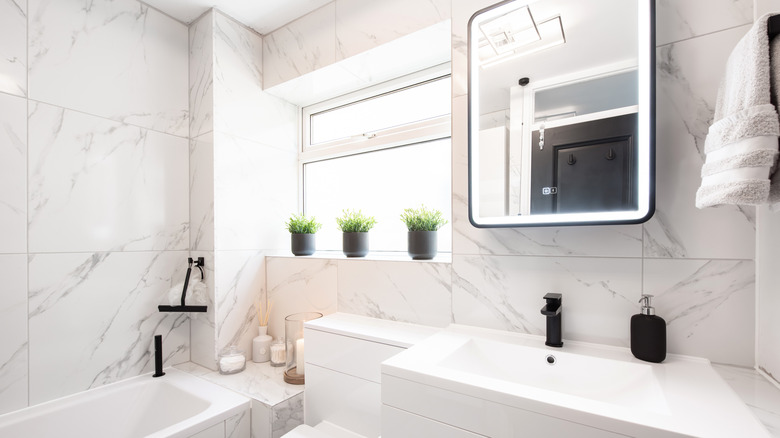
[191,133,215,252]
[0,0,26,97]
[0,92,27,253]
[226,408,251,438]
[714,365,780,437]
[28,102,189,253]
[28,0,188,136]
[452,255,641,347]
[214,250,266,357]
[272,393,304,438]
[655,0,752,47]
[337,260,452,327]
[646,24,755,260]
[214,13,297,150]
[190,11,215,139]
[265,257,338,341]
[335,0,450,61]
[757,207,780,388]
[643,259,755,367]
[214,132,297,252]
[263,3,336,89]
[0,254,28,415]
[28,251,190,405]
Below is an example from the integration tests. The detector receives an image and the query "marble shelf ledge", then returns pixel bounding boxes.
[175,361,303,407]
[713,364,780,437]
[176,361,305,437]
[266,250,452,264]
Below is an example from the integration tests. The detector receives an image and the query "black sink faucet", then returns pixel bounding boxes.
[540,293,563,347]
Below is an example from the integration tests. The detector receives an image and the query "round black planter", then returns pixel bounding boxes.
[342,232,369,257]
[291,233,316,256]
[408,230,437,260]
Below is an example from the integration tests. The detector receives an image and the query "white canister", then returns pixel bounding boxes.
[252,326,273,363]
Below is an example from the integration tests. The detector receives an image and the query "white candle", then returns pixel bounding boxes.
[296,338,305,375]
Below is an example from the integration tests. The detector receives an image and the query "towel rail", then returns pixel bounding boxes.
[158,257,208,313]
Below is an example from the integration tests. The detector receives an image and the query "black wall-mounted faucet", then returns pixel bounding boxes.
[540,293,563,347]
[152,334,165,378]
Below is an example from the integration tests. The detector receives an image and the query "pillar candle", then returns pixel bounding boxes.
[296,338,305,375]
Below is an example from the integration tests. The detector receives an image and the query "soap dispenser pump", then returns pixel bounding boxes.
[630,294,666,363]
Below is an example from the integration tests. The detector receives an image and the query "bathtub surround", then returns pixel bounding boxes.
[0,0,191,412]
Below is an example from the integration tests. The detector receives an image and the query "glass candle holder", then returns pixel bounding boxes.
[283,312,322,384]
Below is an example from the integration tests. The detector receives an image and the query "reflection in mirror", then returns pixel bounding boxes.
[468,0,655,227]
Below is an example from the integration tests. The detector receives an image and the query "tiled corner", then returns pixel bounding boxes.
[191,133,215,252]
[335,0,450,61]
[0,0,27,97]
[189,10,215,139]
[214,250,267,357]
[263,3,336,89]
[28,102,189,253]
[191,251,217,370]
[337,259,453,327]
[0,92,27,254]
[28,0,188,136]
[265,257,338,341]
[643,258,755,367]
[0,254,28,415]
[27,251,190,405]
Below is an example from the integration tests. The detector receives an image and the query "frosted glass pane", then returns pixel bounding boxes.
[305,139,452,252]
[309,77,451,145]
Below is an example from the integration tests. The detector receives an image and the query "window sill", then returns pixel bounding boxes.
[265,250,452,264]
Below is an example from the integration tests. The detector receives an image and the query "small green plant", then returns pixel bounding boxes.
[286,213,322,234]
[336,209,377,233]
[400,205,448,231]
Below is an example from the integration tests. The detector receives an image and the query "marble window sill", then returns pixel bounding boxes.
[266,250,452,264]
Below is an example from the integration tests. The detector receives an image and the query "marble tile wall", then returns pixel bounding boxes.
[189,10,299,366]
[0,0,190,412]
[265,0,761,369]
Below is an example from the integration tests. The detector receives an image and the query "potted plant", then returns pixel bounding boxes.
[336,209,377,257]
[286,213,322,256]
[400,205,448,260]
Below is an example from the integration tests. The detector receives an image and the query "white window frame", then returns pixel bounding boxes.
[299,64,452,213]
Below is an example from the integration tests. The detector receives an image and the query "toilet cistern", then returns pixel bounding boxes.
[540,293,563,347]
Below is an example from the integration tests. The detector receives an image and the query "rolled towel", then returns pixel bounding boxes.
[167,279,208,306]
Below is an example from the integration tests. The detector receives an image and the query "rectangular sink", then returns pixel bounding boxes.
[382,324,771,437]
[439,337,669,415]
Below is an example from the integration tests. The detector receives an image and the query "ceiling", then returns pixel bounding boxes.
[141,0,331,34]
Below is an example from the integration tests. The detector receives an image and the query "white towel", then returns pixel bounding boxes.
[696,13,780,209]
[167,278,207,306]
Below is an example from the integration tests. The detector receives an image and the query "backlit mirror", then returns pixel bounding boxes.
[468,0,655,227]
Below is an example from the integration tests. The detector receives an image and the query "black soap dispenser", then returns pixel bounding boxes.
[630,294,666,363]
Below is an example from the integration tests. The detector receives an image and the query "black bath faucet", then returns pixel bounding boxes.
[153,334,165,378]
[540,293,563,347]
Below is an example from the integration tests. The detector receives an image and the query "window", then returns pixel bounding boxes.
[301,68,452,253]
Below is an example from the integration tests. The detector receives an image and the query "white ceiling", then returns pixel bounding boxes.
[141,0,331,34]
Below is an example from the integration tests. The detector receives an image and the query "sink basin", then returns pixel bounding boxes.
[439,337,669,414]
[381,324,771,438]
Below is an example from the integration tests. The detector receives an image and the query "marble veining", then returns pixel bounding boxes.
[189,11,214,139]
[28,251,190,404]
[0,255,28,415]
[28,102,189,253]
[655,0,752,47]
[337,260,453,327]
[0,92,27,254]
[190,134,215,252]
[28,0,189,136]
[644,259,755,366]
[714,365,780,437]
[0,0,27,97]
[215,251,266,356]
[272,394,304,438]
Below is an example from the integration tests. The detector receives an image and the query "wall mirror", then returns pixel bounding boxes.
[468,0,655,227]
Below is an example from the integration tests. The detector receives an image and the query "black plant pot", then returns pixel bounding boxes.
[408,231,437,260]
[291,233,316,256]
[342,232,369,257]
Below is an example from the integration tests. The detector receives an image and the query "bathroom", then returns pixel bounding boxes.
[0,0,779,436]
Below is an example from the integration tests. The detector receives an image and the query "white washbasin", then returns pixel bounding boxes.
[381,324,771,437]
[439,337,669,415]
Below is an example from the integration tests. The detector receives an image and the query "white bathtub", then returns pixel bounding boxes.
[0,368,250,438]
